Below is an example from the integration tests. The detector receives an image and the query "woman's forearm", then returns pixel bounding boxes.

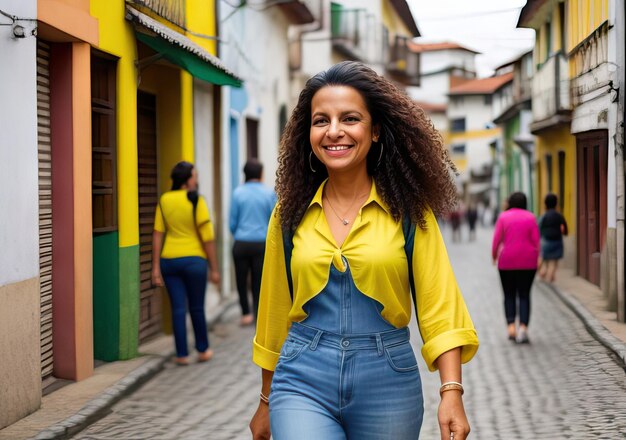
[435,347,462,384]
[152,231,164,270]
[261,368,274,396]
[203,240,219,272]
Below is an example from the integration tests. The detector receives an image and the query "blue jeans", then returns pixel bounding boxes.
[160,257,209,357]
[270,322,424,439]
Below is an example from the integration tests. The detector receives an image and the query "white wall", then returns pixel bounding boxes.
[408,73,449,104]
[407,49,477,105]
[0,0,39,286]
[420,49,476,75]
[221,6,292,188]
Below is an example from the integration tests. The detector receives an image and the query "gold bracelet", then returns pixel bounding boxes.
[260,392,270,405]
[439,381,464,397]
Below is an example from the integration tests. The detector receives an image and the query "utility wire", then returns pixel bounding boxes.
[416,7,523,21]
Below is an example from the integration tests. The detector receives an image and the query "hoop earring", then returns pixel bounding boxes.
[376,143,384,169]
[309,151,317,173]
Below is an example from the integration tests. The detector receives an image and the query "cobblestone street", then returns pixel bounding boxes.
[74,226,626,439]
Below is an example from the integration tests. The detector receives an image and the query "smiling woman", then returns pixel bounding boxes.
[249,61,479,440]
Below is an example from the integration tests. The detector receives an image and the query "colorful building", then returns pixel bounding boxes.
[447,74,512,213]
[1,0,241,428]
[518,0,578,270]
[293,0,420,99]
[492,51,535,213]
[566,0,620,305]
[406,42,479,151]
[0,0,42,428]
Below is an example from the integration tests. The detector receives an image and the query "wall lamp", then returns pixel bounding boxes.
[12,24,25,38]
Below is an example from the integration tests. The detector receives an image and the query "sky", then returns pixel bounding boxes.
[408,0,536,77]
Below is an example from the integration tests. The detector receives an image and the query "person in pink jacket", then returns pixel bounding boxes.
[491,192,540,343]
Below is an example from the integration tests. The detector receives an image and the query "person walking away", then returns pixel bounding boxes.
[249,61,478,440]
[538,193,568,283]
[491,192,539,344]
[466,204,478,241]
[229,159,276,326]
[450,207,462,242]
[151,161,220,366]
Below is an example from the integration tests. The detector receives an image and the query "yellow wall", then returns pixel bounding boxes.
[91,0,140,248]
[449,127,501,143]
[567,0,608,52]
[534,126,577,235]
[381,1,412,38]
[186,0,217,54]
[91,0,213,243]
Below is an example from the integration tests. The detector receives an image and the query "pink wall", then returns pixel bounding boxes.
[50,42,94,381]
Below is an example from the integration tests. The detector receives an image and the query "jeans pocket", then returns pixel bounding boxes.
[279,337,308,363]
[385,342,419,372]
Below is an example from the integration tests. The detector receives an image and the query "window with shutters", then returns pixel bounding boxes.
[91,54,117,232]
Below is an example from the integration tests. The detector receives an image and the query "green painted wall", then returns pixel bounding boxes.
[93,234,139,361]
[93,232,120,361]
[119,245,140,359]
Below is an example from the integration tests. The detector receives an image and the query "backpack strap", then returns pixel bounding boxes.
[282,226,295,301]
[187,190,205,246]
[402,215,418,317]
[282,216,417,307]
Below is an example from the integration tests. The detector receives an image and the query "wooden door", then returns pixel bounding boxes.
[137,92,162,343]
[576,130,608,286]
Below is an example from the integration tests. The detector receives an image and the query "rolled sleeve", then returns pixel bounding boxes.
[252,207,293,371]
[252,338,281,371]
[154,203,165,232]
[413,209,479,372]
[421,328,479,373]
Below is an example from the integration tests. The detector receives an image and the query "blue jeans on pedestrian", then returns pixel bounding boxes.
[270,260,424,439]
[160,256,209,357]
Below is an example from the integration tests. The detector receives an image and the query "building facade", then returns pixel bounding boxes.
[518,0,578,271]
[492,52,535,213]
[0,0,42,428]
[1,0,241,428]
[519,0,625,321]
[447,74,513,214]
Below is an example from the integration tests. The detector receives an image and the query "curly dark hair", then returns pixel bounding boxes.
[276,61,458,231]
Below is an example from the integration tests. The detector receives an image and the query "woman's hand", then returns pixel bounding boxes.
[209,270,221,286]
[438,391,470,440]
[151,269,164,287]
[249,402,271,440]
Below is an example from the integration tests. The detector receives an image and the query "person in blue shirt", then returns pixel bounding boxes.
[230,159,277,325]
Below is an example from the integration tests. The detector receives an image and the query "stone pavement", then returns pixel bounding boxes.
[55,227,626,438]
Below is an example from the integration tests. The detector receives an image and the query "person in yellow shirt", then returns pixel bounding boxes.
[249,61,479,440]
[151,161,220,366]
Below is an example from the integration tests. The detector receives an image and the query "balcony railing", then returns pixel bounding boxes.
[530,52,571,131]
[127,0,185,28]
[386,36,420,86]
[331,4,384,64]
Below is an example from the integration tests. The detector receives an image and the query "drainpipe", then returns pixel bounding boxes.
[614,0,626,322]
[288,0,325,79]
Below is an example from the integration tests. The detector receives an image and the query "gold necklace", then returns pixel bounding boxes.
[325,184,370,226]
[325,196,351,225]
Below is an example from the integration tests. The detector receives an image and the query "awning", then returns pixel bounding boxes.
[126,6,242,87]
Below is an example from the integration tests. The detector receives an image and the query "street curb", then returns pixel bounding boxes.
[537,280,626,371]
[30,297,238,440]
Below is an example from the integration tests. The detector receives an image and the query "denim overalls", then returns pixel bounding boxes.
[269,257,424,439]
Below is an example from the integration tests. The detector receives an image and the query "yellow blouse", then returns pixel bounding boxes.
[253,180,478,372]
[154,190,215,259]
